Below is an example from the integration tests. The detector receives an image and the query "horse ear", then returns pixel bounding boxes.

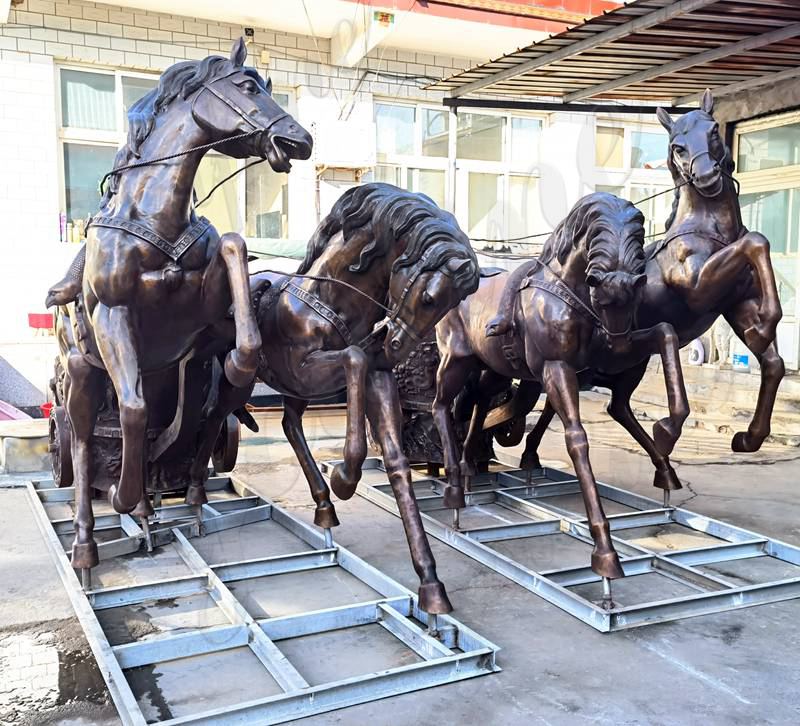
[230,37,247,67]
[656,107,674,132]
[701,88,714,115]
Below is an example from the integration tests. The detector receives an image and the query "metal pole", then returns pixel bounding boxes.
[663,488,671,508]
[446,106,457,214]
[601,577,614,611]
[452,508,460,531]
[141,516,152,552]
[81,567,91,591]
[324,528,334,548]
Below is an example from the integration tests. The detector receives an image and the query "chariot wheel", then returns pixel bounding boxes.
[49,406,73,487]
[492,415,526,448]
[212,413,240,473]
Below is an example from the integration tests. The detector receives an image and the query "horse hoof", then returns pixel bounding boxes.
[330,465,358,501]
[591,550,625,579]
[653,465,682,491]
[743,326,770,356]
[519,450,541,471]
[314,502,340,528]
[224,351,257,388]
[133,496,155,519]
[731,430,765,453]
[185,483,208,507]
[71,541,99,570]
[108,485,136,514]
[418,581,453,614]
[442,485,465,509]
[652,419,678,457]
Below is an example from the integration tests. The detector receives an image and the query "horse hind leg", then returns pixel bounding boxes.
[65,351,105,576]
[282,396,339,528]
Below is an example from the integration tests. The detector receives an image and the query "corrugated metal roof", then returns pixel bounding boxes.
[429,0,800,106]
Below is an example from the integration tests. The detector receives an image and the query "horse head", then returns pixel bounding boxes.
[656,89,729,199]
[384,206,479,365]
[129,38,312,173]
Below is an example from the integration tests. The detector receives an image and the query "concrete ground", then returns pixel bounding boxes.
[2,394,800,724]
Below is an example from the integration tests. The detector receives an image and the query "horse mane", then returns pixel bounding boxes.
[540,191,645,277]
[664,110,735,231]
[299,182,479,297]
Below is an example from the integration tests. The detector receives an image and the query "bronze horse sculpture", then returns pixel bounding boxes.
[433,192,689,581]
[186,183,480,613]
[46,40,312,579]
[491,90,783,496]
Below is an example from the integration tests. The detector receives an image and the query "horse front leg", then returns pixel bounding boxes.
[460,370,509,485]
[431,352,476,510]
[366,368,452,614]
[92,303,147,515]
[282,396,339,528]
[605,362,682,495]
[519,393,553,473]
[303,346,368,500]
[725,298,785,452]
[541,360,623,580]
[683,232,781,355]
[219,232,262,387]
[64,349,105,583]
[628,322,689,457]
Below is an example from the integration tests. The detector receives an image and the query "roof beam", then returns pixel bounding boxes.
[565,23,800,103]
[674,66,800,106]
[443,97,695,115]
[449,0,720,97]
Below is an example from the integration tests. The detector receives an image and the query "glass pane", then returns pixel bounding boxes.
[467,172,502,239]
[273,92,289,109]
[407,168,445,207]
[61,69,116,130]
[421,108,449,158]
[630,185,674,240]
[738,122,800,172]
[596,184,624,196]
[375,164,401,186]
[595,126,624,168]
[508,175,544,241]
[631,129,668,169]
[510,117,542,166]
[246,160,287,238]
[375,103,415,159]
[740,187,800,310]
[457,113,504,162]
[195,155,239,233]
[122,75,158,131]
[63,143,117,223]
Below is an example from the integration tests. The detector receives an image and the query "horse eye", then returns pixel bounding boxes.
[240,80,258,94]
[422,291,435,305]
[673,145,686,155]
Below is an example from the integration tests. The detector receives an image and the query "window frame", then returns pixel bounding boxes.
[56,63,296,241]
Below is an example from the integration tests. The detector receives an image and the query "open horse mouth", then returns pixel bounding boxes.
[693,173,724,198]
[265,134,312,173]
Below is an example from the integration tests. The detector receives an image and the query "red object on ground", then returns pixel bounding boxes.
[28,313,54,330]
[40,402,54,418]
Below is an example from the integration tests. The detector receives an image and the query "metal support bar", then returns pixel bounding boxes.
[113,623,248,669]
[377,603,452,661]
[443,97,696,115]
[89,574,210,611]
[212,548,337,582]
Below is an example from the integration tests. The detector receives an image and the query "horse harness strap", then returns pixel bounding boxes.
[282,280,355,347]
[521,259,601,327]
[648,226,745,260]
[88,215,211,261]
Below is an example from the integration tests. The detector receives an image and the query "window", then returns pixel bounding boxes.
[58,67,158,228]
[421,108,449,158]
[375,103,415,159]
[631,130,668,169]
[738,121,800,172]
[457,113,504,162]
[59,67,293,241]
[596,126,624,168]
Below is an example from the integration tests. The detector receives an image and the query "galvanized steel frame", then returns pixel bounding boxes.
[25,475,499,725]
[335,457,800,632]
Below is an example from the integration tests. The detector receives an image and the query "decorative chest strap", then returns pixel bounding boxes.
[282,280,354,346]
[89,216,211,261]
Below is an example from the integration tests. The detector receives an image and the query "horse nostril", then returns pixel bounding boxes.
[390,338,402,351]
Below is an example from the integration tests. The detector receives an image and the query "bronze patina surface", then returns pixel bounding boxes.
[432,193,689,580]
[189,184,480,613]
[46,40,312,574]
[505,91,784,494]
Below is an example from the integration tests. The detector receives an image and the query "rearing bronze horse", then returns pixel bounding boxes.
[500,90,784,496]
[47,40,312,574]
